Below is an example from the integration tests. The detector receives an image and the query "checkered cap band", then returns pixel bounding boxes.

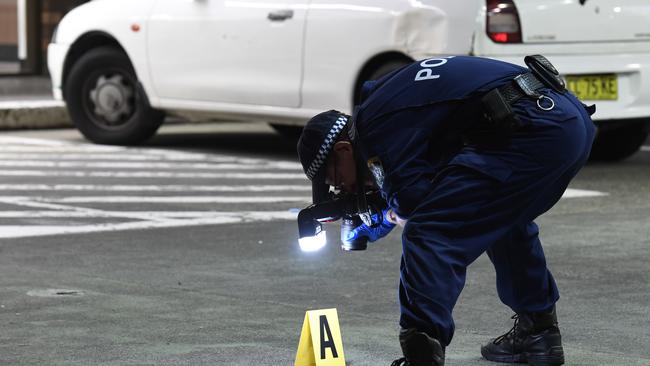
[305,115,348,180]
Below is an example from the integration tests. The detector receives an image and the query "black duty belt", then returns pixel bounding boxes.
[472,55,594,144]
[480,72,556,131]
[497,72,547,106]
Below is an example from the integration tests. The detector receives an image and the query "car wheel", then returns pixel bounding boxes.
[355,59,411,104]
[589,121,649,161]
[64,46,164,145]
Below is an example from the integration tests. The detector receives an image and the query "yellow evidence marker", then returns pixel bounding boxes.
[294,308,346,366]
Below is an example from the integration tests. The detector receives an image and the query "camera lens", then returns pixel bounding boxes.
[340,215,368,251]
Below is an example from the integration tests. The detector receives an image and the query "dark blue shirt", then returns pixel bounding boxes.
[355,56,528,218]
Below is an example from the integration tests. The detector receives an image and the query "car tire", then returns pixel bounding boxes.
[64,46,164,145]
[589,121,649,161]
[368,60,410,81]
[355,59,410,104]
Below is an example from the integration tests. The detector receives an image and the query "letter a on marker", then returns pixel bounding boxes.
[294,308,346,366]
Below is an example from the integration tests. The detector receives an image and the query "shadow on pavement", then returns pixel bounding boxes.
[143,124,299,161]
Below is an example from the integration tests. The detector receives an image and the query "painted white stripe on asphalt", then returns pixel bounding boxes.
[0,145,293,165]
[0,153,238,162]
[6,191,606,204]
[0,153,242,163]
[562,188,608,198]
[136,148,298,166]
[0,196,160,221]
[0,211,298,239]
[0,135,73,146]
[0,189,607,240]
[0,170,306,179]
[0,138,302,167]
[0,146,127,154]
[0,184,310,192]
[0,160,302,170]
[641,145,650,152]
[45,196,311,204]
[0,100,65,109]
[0,210,298,219]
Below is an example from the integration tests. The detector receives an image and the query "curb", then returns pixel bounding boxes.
[0,100,73,130]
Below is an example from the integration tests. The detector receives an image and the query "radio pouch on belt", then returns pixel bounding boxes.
[524,55,566,93]
[480,88,520,130]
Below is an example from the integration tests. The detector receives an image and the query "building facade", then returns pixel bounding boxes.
[0,0,88,75]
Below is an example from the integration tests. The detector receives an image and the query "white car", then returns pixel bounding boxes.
[48,0,650,160]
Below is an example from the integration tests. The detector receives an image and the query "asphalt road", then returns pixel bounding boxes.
[0,123,648,366]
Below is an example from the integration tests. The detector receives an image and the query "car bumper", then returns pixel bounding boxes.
[47,42,69,101]
[489,53,650,122]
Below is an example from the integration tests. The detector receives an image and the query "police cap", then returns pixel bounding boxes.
[297,110,350,181]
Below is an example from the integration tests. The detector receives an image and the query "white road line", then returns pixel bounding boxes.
[41,196,311,204]
[562,188,608,198]
[0,145,214,158]
[0,160,302,170]
[641,145,650,152]
[0,189,608,240]
[0,100,65,109]
[0,196,293,221]
[0,146,131,153]
[0,135,610,241]
[0,196,168,221]
[0,153,252,163]
[0,184,310,192]
[0,151,301,168]
[0,153,239,162]
[0,222,233,239]
[0,143,122,152]
[0,136,75,146]
[0,210,298,219]
[0,137,300,167]
[0,211,299,239]
[0,145,292,165]
[0,170,306,179]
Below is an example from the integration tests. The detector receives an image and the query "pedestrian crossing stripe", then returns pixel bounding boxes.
[0,135,609,240]
[295,308,346,366]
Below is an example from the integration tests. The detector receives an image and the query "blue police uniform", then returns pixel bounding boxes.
[354,56,595,346]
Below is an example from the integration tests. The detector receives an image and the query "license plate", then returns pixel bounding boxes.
[565,74,618,100]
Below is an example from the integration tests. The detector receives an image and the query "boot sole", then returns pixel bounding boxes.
[481,346,564,366]
[481,346,527,364]
[526,346,565,366]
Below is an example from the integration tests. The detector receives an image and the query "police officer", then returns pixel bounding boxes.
[296,55,595,366]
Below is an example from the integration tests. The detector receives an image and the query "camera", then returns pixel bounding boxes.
[296,190,384,252]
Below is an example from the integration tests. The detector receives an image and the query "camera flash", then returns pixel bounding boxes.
[298,231,327,252]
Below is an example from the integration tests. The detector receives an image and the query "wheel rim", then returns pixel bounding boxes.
[82,69,137,130]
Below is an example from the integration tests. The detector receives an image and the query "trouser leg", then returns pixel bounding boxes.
[486,105,594,313]
[398,165,508,346]
[486,222,559,313]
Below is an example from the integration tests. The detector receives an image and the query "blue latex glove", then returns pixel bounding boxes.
[346,208,396,243]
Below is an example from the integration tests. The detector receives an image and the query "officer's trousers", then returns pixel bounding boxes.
[398,90,596,346]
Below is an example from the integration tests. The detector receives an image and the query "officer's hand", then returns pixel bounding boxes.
[346,208,396,243]
[385,208,407,227]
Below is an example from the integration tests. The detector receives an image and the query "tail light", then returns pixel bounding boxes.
[486,0,522,43]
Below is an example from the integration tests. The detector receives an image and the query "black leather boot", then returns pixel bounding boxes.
[481,306,564,366]
[391,328,445,366]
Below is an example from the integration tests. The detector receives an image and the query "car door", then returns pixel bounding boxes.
[147,0,309,108]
